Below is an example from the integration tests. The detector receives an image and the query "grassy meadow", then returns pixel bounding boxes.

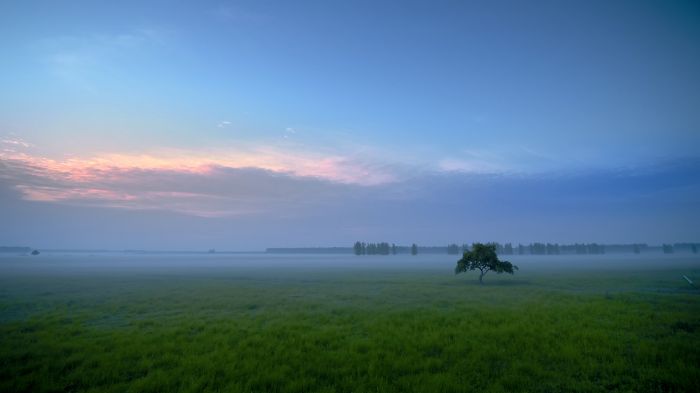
[0,253,699,392]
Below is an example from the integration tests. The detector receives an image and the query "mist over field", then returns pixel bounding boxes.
[1,252,699,275]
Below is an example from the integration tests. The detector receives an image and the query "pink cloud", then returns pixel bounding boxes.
[15,185,137,202]
[0,146,397,216]
[2,148,395,184]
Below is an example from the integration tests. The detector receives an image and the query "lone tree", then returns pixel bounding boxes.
[411,243,418,255]
[455,243,518,284]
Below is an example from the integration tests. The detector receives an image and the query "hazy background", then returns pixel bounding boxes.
[1,252,698,277]
[1,0,699,250]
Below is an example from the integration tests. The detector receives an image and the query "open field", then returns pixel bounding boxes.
[1,253,699,392]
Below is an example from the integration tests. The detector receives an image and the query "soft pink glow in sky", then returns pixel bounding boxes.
[15,185,137,203]
[1,147,396,185]
[0,143,396,216]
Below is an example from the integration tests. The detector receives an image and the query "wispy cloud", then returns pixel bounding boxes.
[5,132,674,219]
[283,127,296,139]
[1,137,32,149]
[438,157,503,174]
[3,150,697,245]
[217,120,231,128]
[0,143,399,216]
[439,146,565,175]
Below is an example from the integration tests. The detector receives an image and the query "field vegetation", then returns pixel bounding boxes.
[1,254,698,392]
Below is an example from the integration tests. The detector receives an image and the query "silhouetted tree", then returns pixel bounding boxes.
[633,244,641,254]
[503,243,514,255]
[447,243,460,255]
[494,242,504,254]
[411,243,418,255]
[366,243,377,255]
[379,242,390,255]
[353,241,362,256]
[354,241,393,256]
[546,243,553,254]
[587,243,604,254]
[546,243,560,255]
[662,244,674,254]
[530,243,546,255]
[693,244,698,254]
[455,243,518,284]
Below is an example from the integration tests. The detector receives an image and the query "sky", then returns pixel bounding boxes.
[1,0,699,250]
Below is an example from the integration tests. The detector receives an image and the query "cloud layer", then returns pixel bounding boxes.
[0,141,398,217]
[2,136,699,248]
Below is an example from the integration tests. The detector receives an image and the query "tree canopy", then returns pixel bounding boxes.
[455,243,518,284]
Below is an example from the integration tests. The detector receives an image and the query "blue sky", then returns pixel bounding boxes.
[1,1,699,249]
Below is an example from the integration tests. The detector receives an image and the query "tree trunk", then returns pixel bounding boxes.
[479,270,485,284]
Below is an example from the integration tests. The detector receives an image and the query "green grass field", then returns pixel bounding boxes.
[1,254,699,392]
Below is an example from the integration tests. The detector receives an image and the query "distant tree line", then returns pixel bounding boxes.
[342,241,699,256]
[0,246,32,253]
[447,244,461,255]
[352,242,420,256]
[353,242,396,255]
[443,242,699,255]
[664,243,699,254]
